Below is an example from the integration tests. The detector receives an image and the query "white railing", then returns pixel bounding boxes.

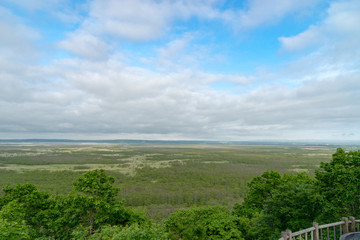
[279,217,360,240]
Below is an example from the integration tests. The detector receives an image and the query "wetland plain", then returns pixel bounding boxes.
[0,142,347,220]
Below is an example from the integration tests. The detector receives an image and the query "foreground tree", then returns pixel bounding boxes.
[0,169,144,239]
[255,173,321,239]
[72,223,170,240]
[233,170,282,218]
[0,201,34,239]
[316,148,360,220]
[0,183,51,238]
[73,169,119,233]
[165,205,243,240]
[71,169,145,236]
[232,171,321,240]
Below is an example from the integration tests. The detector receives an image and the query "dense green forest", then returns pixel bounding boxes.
[1,148,360,239]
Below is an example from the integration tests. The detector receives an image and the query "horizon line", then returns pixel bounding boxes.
[0,138,359,146]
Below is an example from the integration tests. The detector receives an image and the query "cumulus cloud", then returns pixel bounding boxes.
[58,32,112,60]
[0,7,41,104]
[0,7,40,61]
[2,48,359,140]
[279,26,323,51]
[279,0,360,51]
[141,33,200,71]
[70,0,323,41]
[232,0,322,29]
[0,0,359,141]
[81,0,223,41]
[277,0,360,92]
[1,0,84,24]
[157,35,193,62]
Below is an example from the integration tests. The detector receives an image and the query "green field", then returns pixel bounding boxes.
[0,143,348,221]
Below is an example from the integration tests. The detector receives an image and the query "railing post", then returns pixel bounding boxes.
[350,216,356,232]
[286,230,292,240]
[282,231,288,240]
[343,217,349,234]
[313,222,319,240]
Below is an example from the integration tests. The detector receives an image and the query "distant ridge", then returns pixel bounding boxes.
[0,139,359,146]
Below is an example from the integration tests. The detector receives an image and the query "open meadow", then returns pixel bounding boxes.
[0,142,353,221]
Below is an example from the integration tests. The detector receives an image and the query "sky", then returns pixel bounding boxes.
[0,0,359,142]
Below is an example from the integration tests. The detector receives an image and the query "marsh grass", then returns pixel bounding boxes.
[0,143,338,220]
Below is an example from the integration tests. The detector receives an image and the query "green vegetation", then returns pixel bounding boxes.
[231,148,360,239]
[165,205,242,239]
[1,144,359,239]
[0,169,145,239]
[316,148,360,219]
[233,171,322,239]
[0,144,336,220]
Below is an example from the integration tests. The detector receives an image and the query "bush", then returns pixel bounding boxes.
[72,224,169,240]
[165,205,243,240]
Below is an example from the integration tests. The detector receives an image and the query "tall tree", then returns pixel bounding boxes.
[316,148,360,220]
[0,201,34,239]
[256,173,321,239]
[165,205,243,240]
[73,169,143,235]
[233,170,282,218]
[0,183,51,237]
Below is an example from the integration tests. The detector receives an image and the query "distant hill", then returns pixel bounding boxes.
[0,138,359,146]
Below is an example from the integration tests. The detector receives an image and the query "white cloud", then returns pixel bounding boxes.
[2,49,359,141]
[275,0,360,114]
[58,32,112,60]
[233,0,321,29]
[0,7,40,61]
[0,7,42,104]
[279,26,323,51]
[55,0,325,58]
[279,0,360,52]
[158,36,192,61]
[78,0,322,41]
[1,0,85,24]
[1,0,359,141]
[142,33,199,71]
[80,0,224,41]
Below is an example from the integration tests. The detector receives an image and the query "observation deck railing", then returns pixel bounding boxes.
[279,217,360,240]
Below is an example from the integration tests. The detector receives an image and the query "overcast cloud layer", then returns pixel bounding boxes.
[0,0,359,142]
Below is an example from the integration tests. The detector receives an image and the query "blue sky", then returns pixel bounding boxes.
[0,0,359,142]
